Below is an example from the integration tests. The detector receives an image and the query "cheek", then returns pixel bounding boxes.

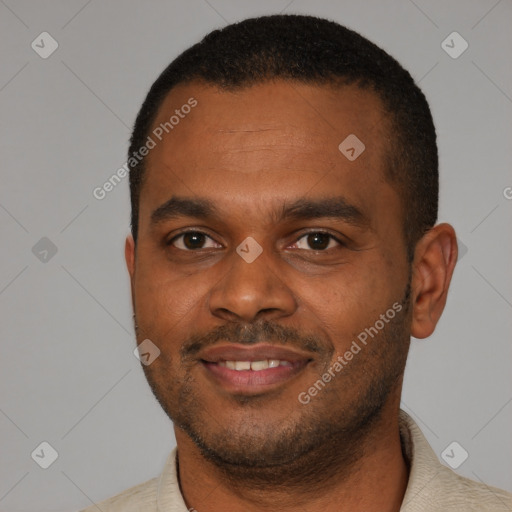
[294,262,398,339]
[133,261,210,331]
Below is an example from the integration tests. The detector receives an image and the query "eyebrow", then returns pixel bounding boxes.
[276,197,367,227]
[151,197,216,225]
[150,196,368,228]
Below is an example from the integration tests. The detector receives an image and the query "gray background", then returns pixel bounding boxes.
[1,1,511,510]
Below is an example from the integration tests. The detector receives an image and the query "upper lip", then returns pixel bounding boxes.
[199,343,314,363]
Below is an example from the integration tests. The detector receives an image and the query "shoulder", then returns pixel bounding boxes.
[79,476,159,512]
[79,448,186,511]
[443,470,512,511]
[409,464,512,511]
[399,410,512,511]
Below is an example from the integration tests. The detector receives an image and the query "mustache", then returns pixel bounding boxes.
[180,321,328,360]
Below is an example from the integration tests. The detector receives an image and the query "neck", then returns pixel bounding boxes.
[175,403,409,512]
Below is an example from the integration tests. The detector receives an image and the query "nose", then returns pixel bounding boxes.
[208,243,297,323]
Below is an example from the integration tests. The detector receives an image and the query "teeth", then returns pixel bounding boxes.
[250,360,269,371]
[235,361,251,370]
[217,359,293,371]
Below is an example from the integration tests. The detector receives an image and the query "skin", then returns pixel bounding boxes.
[125,80,458,512]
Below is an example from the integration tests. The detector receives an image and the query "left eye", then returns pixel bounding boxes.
[169,232,221,250]
[292,232,340,251]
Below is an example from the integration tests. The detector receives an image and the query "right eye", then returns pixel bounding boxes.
[168,231,222,251]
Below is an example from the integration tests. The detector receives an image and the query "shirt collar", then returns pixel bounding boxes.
[155,409,442,511]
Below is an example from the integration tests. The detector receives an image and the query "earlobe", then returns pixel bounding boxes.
[410,223,458,339]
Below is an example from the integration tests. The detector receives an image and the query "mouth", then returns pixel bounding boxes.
[199,344,314,393]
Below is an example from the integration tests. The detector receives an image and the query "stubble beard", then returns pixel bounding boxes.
[139,288,411,490]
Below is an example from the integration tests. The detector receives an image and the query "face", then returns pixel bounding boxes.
[126,81,413,479]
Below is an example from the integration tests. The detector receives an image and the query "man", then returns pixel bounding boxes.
[83,14,512,512]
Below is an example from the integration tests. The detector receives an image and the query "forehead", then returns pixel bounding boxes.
[141,80,396,222]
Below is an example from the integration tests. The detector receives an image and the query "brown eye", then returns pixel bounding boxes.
[170,232,220,250]
[293,232,339,251]
[306,233,331,250]
[183,233,206,249]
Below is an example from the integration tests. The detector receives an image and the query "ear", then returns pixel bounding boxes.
[125,234,136,282]
[410,223,458,339]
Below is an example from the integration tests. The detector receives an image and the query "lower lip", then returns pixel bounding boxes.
[201,361,309,393]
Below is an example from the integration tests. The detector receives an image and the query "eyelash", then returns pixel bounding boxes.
[166,230,344,251]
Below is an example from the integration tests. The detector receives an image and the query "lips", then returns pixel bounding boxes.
[218,359,292,371]
[199,343,313,393]
[200,343,313,363]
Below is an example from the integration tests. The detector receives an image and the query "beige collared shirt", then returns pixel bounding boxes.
[82,410,512,511]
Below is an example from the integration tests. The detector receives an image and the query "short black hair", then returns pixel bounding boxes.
[128,14,438,255]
